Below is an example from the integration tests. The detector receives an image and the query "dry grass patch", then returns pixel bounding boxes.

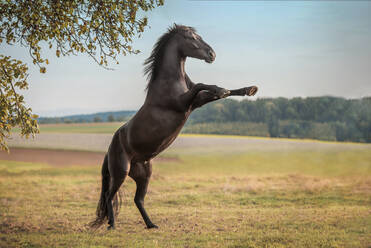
[0,143,370,247]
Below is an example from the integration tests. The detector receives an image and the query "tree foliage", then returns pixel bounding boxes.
[0,0,163,150]
[0,55,39,151]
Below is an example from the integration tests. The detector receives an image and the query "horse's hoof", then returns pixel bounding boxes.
[147,223,158,229]
[246,86,258,96]
[107,225,115,230]
[218,89,230,98]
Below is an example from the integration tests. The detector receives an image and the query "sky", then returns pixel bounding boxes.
[1,0,371,117]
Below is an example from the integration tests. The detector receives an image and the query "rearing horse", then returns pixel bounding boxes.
[91,24,258,230]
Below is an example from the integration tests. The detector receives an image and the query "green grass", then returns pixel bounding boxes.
[1,145,371,247]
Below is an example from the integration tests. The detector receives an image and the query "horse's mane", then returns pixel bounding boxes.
[144,24,196,91]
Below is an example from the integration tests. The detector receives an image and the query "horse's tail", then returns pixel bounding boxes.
[90,154,122,228]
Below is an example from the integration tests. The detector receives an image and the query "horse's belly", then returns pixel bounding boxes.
[127,108,188,157]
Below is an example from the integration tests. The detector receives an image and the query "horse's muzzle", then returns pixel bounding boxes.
[205,49,216,63]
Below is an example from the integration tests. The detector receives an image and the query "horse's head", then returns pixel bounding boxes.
[175,25,216,63]
[144,25,217,88]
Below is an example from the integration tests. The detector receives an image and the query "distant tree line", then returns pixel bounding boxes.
[38,97,371,143]
[184,96,371,143]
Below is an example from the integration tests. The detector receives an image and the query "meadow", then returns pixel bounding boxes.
[1,123,371,247]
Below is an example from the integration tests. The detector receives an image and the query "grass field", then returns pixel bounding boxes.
[1,134,371,247]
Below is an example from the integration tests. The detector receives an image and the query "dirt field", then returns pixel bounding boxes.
[8,132,370,153]
[4,133,370,168]
[0,148,105,166]
[0,148,177,167]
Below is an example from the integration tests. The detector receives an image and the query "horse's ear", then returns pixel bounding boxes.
[174,23,179,28]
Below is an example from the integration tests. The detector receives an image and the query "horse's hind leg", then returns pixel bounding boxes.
[129,160,157,229]
[106,148,130,230]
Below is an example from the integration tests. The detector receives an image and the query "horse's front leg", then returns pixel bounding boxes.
[191,86,258,110]
[229,86,258,97]
[178,83,230,110]
[191,90,220,110]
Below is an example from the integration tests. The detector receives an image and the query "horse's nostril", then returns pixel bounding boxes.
[208,50,215,59]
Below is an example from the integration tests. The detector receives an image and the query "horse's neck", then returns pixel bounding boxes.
[147,44,187,96]
[158,46,186,82]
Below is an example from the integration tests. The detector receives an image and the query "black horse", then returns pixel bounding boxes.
[91,24,258,230]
